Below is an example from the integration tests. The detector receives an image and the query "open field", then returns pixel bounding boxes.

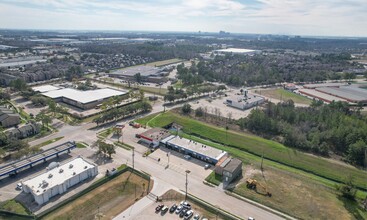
[233,164,367,220]
[254,88,312,105]
[138,86,168,95]
[0,199,29,215]
[205,171,222,186]
[41,171,150,220]
[32,136,64,148]
[138,111,367,191]
[146,58,183,67]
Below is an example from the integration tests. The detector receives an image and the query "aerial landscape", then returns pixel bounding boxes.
[0,0,366,220]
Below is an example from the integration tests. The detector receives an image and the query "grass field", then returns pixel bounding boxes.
[146,58,183,67]
[139,111,367,190]
[42,171,149,220]
[205,171,222,186]
[233,165,367,220]
[139,86,168,95]
[0,199,30,215]
[255,88,312,105]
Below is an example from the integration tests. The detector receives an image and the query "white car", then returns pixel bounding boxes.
[193,214,200,220]
[16,183,22,190]
[175,205,183,214]
[248,217,255,220]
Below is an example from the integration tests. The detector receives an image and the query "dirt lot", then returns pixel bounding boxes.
[233,165,353,220]
[134,190,223,220]
[42,171,151,220]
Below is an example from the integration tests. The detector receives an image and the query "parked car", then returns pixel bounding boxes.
[184,155,191,160]
[155,204,164,212]
[175,205,183,214]
[184,210,194,220]
[180,208,188,218]
[193,214,200,220]
[169,204,177,213]
[204,164,211,169]
[248,217,255,220]
[180,201,191,209]
[16,183,22,190]
[161,206,169,214]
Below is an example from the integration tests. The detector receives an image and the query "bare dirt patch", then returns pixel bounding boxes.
[42,171,151,220]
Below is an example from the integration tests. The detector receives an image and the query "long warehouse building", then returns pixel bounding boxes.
[22,157,98,205]
[161,135,228,165]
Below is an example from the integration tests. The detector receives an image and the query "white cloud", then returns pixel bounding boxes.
[0,0,366,36]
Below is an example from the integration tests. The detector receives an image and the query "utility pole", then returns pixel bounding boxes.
[185,170,191,201]
[132,148,135,170]
[261,150,264,171]
[167,152,170,167]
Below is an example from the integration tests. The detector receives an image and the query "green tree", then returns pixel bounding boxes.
[134,73,142,83]
[181,104,192,114]
[36,111,52,129]
[347,140,366,166]
[195,107,204,117]
[337,177,357,200]
[10,78,28,91]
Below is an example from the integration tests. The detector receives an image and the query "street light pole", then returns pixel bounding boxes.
[185,170,191,201]
[132,148,135,170]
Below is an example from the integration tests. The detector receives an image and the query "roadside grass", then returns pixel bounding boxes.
[233,165,356,220]
[255,88,312,105]
[205,171,222,186]
[97,128,113,139]
[146,58,183,67]
[0,199,30,215]
[76,142,87,148]
[143,111,367,190]
[33,136,64,148]
[135,112,159,126]
[114,142,134,151]
[138,86,168,95]
[41,171,149,220]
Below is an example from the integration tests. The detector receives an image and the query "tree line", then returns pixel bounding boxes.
[238,100,367,166]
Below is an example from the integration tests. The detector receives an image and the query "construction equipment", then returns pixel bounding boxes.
[246,179,272,197]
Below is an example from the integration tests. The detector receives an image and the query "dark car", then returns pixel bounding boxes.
[155,204,164,212]
[169,204,177,213]
[179,208,188,218]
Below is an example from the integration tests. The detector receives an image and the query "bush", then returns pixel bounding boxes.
[195,107,204,117]
[181,104,192,114]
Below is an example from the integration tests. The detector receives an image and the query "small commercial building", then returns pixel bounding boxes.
[215,157,242,188]
[0,106,20,128]
[161,135,228,165]
[22,157,98,205]
[225,89,264,110]
[41,88,128,110]
[137,128,172,148]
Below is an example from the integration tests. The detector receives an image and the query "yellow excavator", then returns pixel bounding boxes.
[246,179,272,197]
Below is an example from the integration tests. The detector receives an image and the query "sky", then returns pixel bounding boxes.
[0,0,366,37]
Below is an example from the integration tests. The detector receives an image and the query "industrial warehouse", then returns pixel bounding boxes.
[22,157,98,205]
[33,85,128,109]
[214,48,261,55]
[108,65,170,83]
[160,135,228,165]
[224,89,264,110]
[299,84,367,105]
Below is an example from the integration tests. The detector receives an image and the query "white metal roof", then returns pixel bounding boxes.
[23,157,95,196]
[42,88,127,104]
[165,135,227,160]
[215,48,259,54]
[32,85,61,93]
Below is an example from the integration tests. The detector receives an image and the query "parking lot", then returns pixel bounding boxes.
[189,89,256,120]
[134,194,222,220]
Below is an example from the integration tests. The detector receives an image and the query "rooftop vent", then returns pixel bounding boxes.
[59,169,63,173]
[48,174,53,178]
[73,172,76,175]
[84,166,88,169]
[69,164,73,169]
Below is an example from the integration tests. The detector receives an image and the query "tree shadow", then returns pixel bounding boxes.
[337,195,366,220]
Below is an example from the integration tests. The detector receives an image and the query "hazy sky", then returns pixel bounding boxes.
[0,0,366,37]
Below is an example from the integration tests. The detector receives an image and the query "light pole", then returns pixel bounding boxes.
[185,170,191,201]
[132,148,135,170]
[167,152,170,168]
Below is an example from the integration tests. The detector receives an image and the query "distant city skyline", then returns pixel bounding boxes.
[0,0,366,37]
